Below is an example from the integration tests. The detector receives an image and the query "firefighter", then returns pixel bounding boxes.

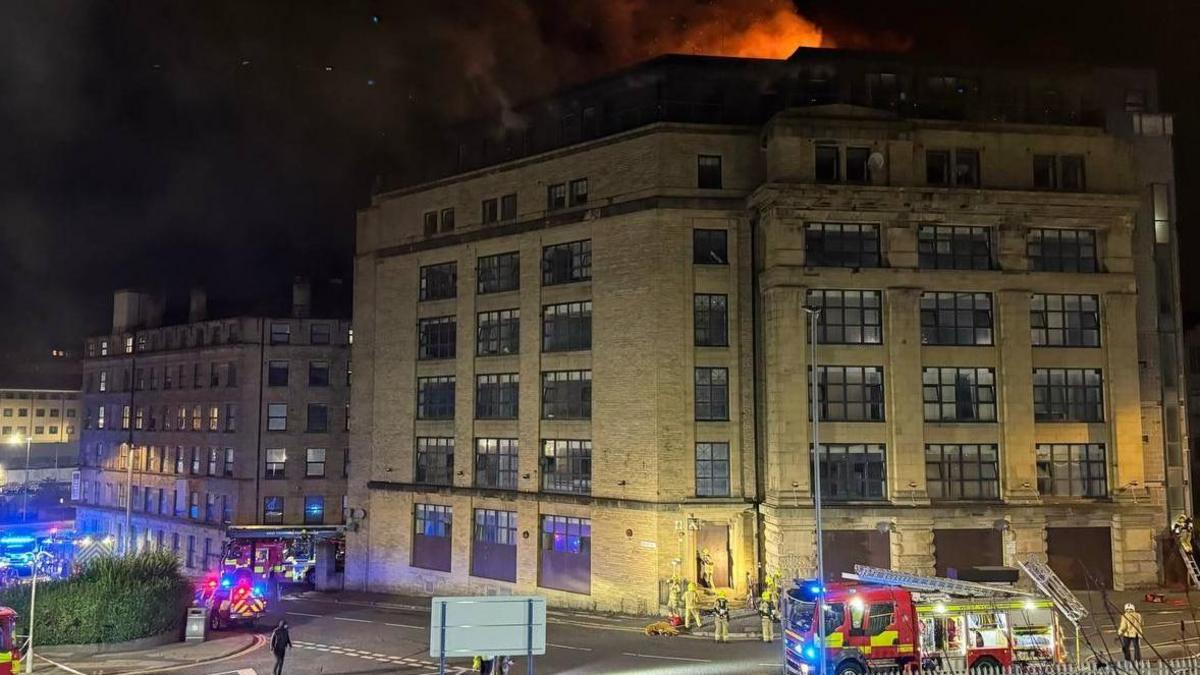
[758,590,777,642]
[683,582,702,628]
[700,549,715,589]
[1118,603,1143,662]
[713,591,730,643]
[666,575,682,618]
[1172,513,1195,555]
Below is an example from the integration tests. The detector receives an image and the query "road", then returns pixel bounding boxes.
[32,590,1200,674]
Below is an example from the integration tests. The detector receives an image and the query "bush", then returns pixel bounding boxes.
[0,550,192,645]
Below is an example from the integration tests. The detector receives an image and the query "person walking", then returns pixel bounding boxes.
[713,591,730,643]
[758,591,777,642]
[683,582,703,629]
[1118,603,1143,662]
[270,620,292,675]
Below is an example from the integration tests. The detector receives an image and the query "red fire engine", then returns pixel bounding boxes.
[195,574,269,631]
[0,607,21,674]
[783,568,1065,675]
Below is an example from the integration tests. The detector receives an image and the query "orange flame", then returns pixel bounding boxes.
[667,0,832,59]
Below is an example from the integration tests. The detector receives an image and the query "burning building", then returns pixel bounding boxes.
[347,47,1183,610]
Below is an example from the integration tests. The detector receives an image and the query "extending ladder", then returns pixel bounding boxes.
[1017,558,1088,629]
[850,564,1033,598]
[1179,540,1200,590]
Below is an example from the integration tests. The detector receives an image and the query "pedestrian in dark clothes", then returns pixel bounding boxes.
[271,619,292,675]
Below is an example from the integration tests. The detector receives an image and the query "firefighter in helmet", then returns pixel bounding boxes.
[683,582,702,629]
[713,591,730,643]
[1172,513,1195,555]
[666,575,682,619]
[700,549,715,589]
[758,590,777,642]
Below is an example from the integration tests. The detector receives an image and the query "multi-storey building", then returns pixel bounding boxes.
[347,49,1184,610]
[74,287,350,575]
[0,388,81,445]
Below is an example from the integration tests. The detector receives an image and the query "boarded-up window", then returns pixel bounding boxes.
[539,515,590,594]
[471,509,517,582]
[933,529,1002,578]
[412,504,452,572]
[1047,527,1112,589]
[822,530,889,582]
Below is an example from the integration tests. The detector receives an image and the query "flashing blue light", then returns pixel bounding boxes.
[220,578,232,589]
[803,646,817,661]
[253,583,265,596]
[0,536,35,545]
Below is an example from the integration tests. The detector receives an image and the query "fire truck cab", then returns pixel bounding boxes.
[0,607,21,674]
[195,574,268,631]
[784,581,1061,675]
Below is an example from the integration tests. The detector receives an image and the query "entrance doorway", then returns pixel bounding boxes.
[696,523,730,588]
[933,529,1003,578]
[1047,527,1112,589]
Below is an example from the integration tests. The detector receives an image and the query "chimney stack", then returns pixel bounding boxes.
[292,277,312,319]
[188,288,208,323]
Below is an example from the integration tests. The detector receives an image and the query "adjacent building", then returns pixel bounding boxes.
[0,387,81,445]
[73,287,350,574]
[347,48,1185,610]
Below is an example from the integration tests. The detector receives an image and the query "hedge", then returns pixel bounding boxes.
[0,550,193,645]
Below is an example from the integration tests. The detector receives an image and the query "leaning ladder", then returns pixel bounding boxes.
[1017,558,1088,628]
[850,564,1034,598]
[1179,541,1200,590]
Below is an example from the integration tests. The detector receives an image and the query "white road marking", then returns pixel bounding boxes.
[386,621,425,629]
[34,654,88,675]
[207,671,257,675]
[334,616,373,623]
[548,642,593,651]
[286,611,321,617]
[622,652,711,662]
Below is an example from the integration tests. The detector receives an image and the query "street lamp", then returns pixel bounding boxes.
[6,434,33,522]
[800,306,826,674]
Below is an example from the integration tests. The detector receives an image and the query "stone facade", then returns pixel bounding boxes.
[348,52,1183,610]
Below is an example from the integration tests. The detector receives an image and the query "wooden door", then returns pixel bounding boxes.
[697,523,730,588]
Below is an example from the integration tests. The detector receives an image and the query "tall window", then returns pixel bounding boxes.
[541,439,591,494]
[918,226,992,270]
[472,509,518,582]
[693,229,728,265]
[542,240,591,285]
[306,404,329,432]
[440,207,455,232]
[268,360,289,387]
[806,290,882,344]
[224,448,235,476]
[539,515,591,595]
[697,155,723,189]
[423,211,438,235]
[413,504,452,572]
[310,323,332,345]
[805,223,881,268]
[568,178,588,206]
[845,146,871,183]
[481,197,499,224]
[694,367,729,421]
[922,367,997,422]
[306,448,326,477]
[415,437,454,485]
[1027,228,1097,272]
[694,294,728,347]
[475,438,518,490]
[417,376,456,420]
[547,183,567,210]
[267,404,287,431]
[695,442,731,497]
[500,193,517,220]
[816,444,887,501]
[1036,443,1107,497]
[541,370,591,419]
[815,144,840,182]
[475,374,518,419]
[1033,154,1086,191]
[925,444,1000,500]
[308,361,330,387]
[1033,368,1104,422]
[1031,294,1100,347]
[304,496,325,525]
[265,448,286,479]
[270,323,291,345]
[812,366,884,421]
[477,309,519,356]
[418,316,456,360]
[542,302,592,352]
[477,252,520,294]
[925,149,980,187]
[920,292,993,345]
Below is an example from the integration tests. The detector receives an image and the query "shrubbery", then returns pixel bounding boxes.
[0,550,192,645]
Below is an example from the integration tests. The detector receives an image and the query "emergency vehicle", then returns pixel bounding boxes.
[0,607,22,674]
[195,574,268,631]
[783,566,1067,675]
[222,539,316,583]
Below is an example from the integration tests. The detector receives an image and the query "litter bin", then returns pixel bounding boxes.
[185,606,209,643]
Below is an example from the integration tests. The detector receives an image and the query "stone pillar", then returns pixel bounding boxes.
[762,286,810,505]
[997,290,1039,503]
[885,288,927,502]
[892,516,936,575]
[1105,292,1146,494]
[1113,511,1158,590]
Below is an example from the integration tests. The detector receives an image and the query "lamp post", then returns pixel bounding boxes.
[26,548,44,673]
[7,434,33,522]
[801,306,826,674]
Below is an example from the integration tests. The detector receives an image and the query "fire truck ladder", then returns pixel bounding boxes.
[1178,540,1200,590]
[850,565,1034,598]
[1015,558,1088,628]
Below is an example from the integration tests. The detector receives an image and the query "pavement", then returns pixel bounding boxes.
[21,586,1200,674]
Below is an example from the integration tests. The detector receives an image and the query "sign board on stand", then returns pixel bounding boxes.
[429,595,546,675]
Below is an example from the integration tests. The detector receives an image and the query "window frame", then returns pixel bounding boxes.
[694,367,729,421]
[476,309,519,356]
[920,292,994,346]
[1030,294,1101,347]
[694,294,729,347]
[693,229,728,265]
[415,437,455,486]
[419,262,458,301]
[805,223,881,269]
[541,240,591,285]
[815,444,887,502]
[1027,228,1098,273]
[474,438,519,490]
[541,370,591,420]
[541,440,592,495]
[1036,443,1108,497]
[418,316,457,360]
[695,441,731,497]
[475,373,519,420]
[925,444,1000,501]
[917,225,993,270]
[541,301,592,352]
[922,367,997,422]
[697,154,723,189]
[1033,368,1104,422]
[416,375,456,420]
[811,365,885,422]
[477,251,520,294]
[806,289,883,345]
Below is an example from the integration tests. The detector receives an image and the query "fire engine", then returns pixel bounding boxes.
[0,607,20,674]
[783,566,1068,675]
[195,574,268,631]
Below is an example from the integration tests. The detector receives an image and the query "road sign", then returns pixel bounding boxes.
[429,595,546,675]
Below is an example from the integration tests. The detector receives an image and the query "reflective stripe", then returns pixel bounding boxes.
[869,630,899,647]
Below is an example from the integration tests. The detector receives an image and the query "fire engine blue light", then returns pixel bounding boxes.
[803,646,817,660]
[0,536,34,545]
[220,578,232,588]
[253,583,265,596]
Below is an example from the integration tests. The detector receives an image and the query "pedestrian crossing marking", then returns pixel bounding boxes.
[293,641,470,673]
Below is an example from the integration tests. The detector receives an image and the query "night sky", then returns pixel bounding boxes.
[2,0,1198,374]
